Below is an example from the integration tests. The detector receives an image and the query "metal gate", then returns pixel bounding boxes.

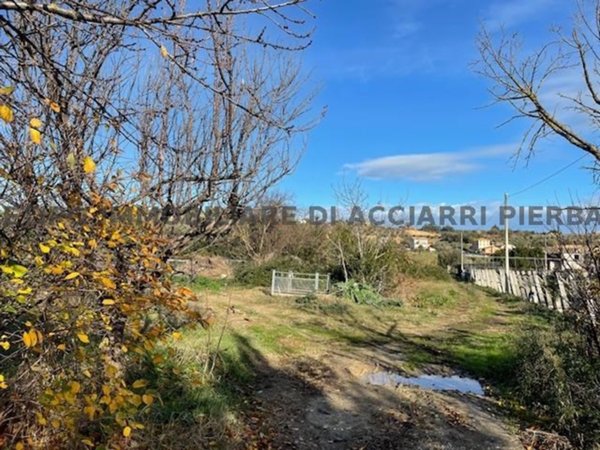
[270,270,330,296]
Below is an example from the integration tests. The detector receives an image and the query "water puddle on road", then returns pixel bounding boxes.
[365,372,485,395]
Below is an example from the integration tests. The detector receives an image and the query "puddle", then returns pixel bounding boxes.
[365,372,484,395]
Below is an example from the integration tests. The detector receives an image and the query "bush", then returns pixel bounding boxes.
[515,320,600,448]
[401,260,451,281]
[334,281,402,308]
[436,247,461,270]
[233,256,320,287]
[329,224,408,293]
[0,196,202,448]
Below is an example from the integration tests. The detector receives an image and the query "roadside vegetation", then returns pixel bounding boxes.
[2,0,600,448]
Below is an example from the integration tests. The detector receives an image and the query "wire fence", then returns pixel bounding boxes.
[463,254,563,271]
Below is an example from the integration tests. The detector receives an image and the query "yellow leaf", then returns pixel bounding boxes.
[132,379,148,389]
[35,411,47,425]
[83,156,96,174]
[64,272,80,280]
[142,394,154,405]
[2,264,27,278]
[29,118,42,144]
[160,45,169,58]
[130,394,142,406]
[0,86,15,95]
[81,439,94,447]
[177,287,194,297]
[0,104,13,123]
[102,299,115,306]
[22,329,37,348]
[123,426,132,438]
[17,287,32,295]
[77,333,90,344]
[39,243,51,254]
[44,98,61,113]
[83,406,95,421]
[57,343,66,351]
[15,442,24,450]
[70,381,81,394]
[172,331,182,341]
[99,277,116,289]
[0,341,9,350]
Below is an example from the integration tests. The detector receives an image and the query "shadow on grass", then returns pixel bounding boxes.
[133,327,521,449]
[289,289,555,389]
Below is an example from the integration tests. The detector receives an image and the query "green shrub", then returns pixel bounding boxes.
[515,321,600,448]
[334,281,402,308]
[233,256,320,287]
[328,224,407,294]
[401,261,451,281]
[436,247,461,270]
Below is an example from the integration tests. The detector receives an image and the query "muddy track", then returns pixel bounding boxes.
[240,352,522,450]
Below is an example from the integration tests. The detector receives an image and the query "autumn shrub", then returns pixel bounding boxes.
[0,192,203,448]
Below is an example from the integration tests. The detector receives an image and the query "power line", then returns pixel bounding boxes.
[510,155,588,197]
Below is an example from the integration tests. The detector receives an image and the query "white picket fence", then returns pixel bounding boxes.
[270,270,330,296]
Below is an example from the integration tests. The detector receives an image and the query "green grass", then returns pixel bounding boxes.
[150,276,556,446]
[189,275,229,293]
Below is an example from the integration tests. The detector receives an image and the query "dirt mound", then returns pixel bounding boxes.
[170,255,234,279]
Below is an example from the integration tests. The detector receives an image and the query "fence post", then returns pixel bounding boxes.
[315,272,319,292]
[326,274,330,292]
[271,270,276,296]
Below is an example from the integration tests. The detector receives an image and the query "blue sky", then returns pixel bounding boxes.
[279,0,600,211]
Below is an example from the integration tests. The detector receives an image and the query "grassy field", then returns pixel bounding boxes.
[140,274,554,448]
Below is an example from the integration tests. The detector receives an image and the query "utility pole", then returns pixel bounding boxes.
[544,234,548,272]
[504,193,510,292]
[460,231,464,276]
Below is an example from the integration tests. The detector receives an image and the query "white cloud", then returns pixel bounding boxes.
[344,144,515,181]
[483,0,557,31]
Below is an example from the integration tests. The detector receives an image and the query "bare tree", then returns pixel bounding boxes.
[477,1,600,163]
[135,15,319,248]
[0,0,319,248]
[477,0,600,358]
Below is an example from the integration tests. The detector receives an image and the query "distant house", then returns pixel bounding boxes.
[472,238,492,253]
[403,228,440,249]
[481,244,502,256]
[409,237,430,250]
[547,245,585,271]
